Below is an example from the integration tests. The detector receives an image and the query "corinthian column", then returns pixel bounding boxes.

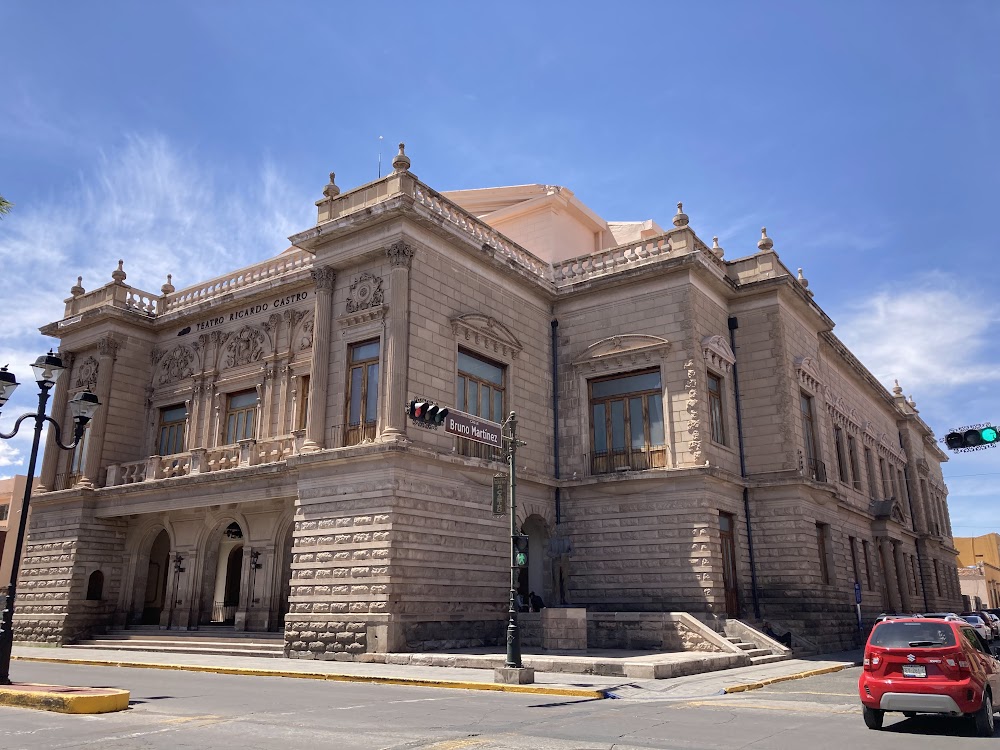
[380,241,413,440]
[79,335,121,488]
[302,266,336,452]
[37,352,74,492]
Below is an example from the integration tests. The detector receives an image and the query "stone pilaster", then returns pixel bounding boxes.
[894,542,912,612]
[302,266,335,452]
[380,241,412,440]
[79,336,120,488]
[878,537,901,613]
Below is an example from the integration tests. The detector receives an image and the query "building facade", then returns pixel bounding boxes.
[14,146,960,654]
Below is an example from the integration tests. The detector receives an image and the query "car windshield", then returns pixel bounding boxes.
[964,616,984,625]
[870,621,956,648]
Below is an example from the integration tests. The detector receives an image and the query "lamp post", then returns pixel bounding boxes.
[0,352,100,685]
[502,411,526,670]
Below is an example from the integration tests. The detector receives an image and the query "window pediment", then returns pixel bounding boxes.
[794,355,824,391]
[573,334,671,372]
[451,313,522,360]
[701,335,736,373]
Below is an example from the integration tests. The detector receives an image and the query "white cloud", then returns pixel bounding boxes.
[0,440,21,469]
[0,133,314,475]
[835,273,1000,392]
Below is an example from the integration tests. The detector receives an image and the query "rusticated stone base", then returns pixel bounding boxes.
[403,619,505,651]
[284,619,368,659]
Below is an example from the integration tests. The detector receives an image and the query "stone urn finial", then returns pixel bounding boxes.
[161,273,175,295]
[111,259,127,284]
[70,276,85,297]
[892,379,903,397]
[757,227,774,252]
[672,201,689,227]
[322,171,340,199]
[392,142,411,172]
[711,236,724,259]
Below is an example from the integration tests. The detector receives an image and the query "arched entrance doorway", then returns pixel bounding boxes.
[520,515,548,607]
[141,530,170,625]
[210,522,244,624]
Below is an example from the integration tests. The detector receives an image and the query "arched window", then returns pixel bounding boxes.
[86,570,104,601]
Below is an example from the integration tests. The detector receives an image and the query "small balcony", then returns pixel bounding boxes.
[803,457,827,483]
[587,445,668,476]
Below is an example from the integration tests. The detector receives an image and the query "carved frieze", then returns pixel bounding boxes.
[98,334,122,360]
[299,315,314,350]
[346,272,384,314]
[451,313,523,360]
[386,240,413,267]
[684,359,703,464]
[311,266,337,291]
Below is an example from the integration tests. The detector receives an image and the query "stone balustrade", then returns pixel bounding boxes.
[105,433,305,487]
[64,280,161,319]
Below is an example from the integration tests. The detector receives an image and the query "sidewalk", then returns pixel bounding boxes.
[10,644,862,701]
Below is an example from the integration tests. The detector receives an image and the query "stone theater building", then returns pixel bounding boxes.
[15,145,960,655]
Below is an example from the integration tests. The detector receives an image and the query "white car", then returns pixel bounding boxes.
[963,615,993,642]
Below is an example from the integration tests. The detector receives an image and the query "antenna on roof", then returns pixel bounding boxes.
[378,135,384,178]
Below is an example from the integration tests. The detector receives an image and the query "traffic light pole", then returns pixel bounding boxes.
[504,411,522,669]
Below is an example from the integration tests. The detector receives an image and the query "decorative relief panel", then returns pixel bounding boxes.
[701,335,736,373]
[346,272,384,314]
[684,359,704,464]
[225,326,266,368]
[451,313,522,360]
[75,356,99,391]
[157,345,197,386]
[298,314,314,350]
[572,334,670,372]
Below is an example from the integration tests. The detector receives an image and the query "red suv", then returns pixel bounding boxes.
[860,617,1000,735]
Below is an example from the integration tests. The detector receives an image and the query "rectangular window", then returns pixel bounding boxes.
[878,456,891,498]
[849,536,860,584]
[345,339,379,446]
[864,447,878,500]
[834,426,848,483]
[847,435,861,490]
[224,390,258,444]
[297,375,310,431]
[456,349,505,458]
[862,539,874,591]
[589,368,666,474]
[158,404,187,456]
[933,559,942,596]
[816,523,831,585]
[708,373,726,445]
[800,393,824,481]
[0,503,8,521]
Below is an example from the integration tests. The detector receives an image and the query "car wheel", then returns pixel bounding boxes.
[975,691,995,737]
[863,705,884,730]
[903,712,917,718]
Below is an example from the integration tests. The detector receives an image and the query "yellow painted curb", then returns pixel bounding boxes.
[723,664,851,694]
[12,656,606,700]
[0,684,130,714]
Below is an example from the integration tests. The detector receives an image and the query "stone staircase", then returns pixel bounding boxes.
[66,627,285,658]
[718,619,794,666]
[724,634,790,665]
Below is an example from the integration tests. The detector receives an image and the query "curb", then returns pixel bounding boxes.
[12,655,608,699]
[723,663,856,694]
[0,684,130,714]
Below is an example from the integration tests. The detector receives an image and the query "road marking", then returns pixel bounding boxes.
[422,739,487,749]
[763,691,856,697]
[682,699,857,715]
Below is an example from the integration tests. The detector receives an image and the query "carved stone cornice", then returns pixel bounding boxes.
[310,266,337,291]
[386,241,413,268]
[701,335,736,373]
[572,334,671,372]
[337,305,388,329]
[451,313,522,360]
[794,355,823,392]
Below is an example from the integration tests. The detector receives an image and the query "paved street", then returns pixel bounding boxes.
[1,661,996,749]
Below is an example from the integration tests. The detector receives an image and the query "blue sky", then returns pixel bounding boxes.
[1,2,998,537]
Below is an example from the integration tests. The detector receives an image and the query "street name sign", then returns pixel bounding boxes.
[444,410,503,449]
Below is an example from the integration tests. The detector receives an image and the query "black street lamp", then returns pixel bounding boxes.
[0,352,100,685]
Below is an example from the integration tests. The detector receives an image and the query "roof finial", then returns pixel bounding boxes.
[322,171,340,199]
[711,236,724,259]
[797,267,809,288]
[70,276,85,298]
[907,394,918,410]
[392,142,411,172]
[892,379,903,397]
[672,201,689,228]
[111,260,127,284]
[161,274,175,295]
[757,227,774,252]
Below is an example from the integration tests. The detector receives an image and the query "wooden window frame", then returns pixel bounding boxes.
[224,389,258,445]
[588,367,666,475]
[455,348,506,460]
[707,372,727,446]
[847,434,861,490]
[157,403,188,456]
[344,338,380,446]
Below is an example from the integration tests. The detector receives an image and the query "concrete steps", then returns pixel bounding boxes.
[724,633,792,666]
[67,629,285,659]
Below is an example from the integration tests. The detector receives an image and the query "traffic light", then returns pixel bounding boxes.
[945,426,999,450]
[407,399,449,426]
[513,535,529,568]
